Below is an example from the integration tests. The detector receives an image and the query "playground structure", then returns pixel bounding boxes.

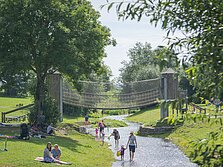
[48,68,186,120]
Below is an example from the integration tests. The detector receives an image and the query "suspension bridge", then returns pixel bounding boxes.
[47,68,184,119]
[62,78,160,110]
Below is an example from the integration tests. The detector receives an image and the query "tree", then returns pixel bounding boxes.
[0,0,114,123]
[119,42,158,83]
[119,42,179,84]
[107,0,223,98]
[0,72,34,97]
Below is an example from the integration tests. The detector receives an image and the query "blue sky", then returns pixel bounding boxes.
[91,0,168,78]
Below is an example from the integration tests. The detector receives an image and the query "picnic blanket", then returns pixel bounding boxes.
[35,157,72,165]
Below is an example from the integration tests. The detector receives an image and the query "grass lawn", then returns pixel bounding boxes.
[0,127,114,167]
[0,96,33,121]
[196,103,223,116]
[126,106,160,126]
[63,115,127,128]
[167,117,222,165]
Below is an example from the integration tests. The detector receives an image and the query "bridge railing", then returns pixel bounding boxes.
[63,87,160,109]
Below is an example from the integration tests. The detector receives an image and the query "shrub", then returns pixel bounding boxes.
[28,96,60,126]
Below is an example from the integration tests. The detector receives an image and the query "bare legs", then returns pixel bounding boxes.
[129,151,135,161]
[115,139,119,148]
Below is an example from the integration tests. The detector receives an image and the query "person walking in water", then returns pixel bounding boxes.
[126,131,137,162]
[109,129,120,148]
[84,114,89,126]
[98,120,105,138]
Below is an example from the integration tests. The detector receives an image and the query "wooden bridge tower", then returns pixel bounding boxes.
[160,68,178,119]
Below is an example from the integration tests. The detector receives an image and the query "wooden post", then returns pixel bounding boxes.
[47,72,63,122]
[160,68,178,119]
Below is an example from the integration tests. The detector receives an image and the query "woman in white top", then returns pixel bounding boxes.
[126,131,137,161]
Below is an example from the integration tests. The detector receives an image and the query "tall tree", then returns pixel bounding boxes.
[119,42,179,84]
[0,0,114,123]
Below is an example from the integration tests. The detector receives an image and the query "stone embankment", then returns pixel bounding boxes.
[138,125,174,135]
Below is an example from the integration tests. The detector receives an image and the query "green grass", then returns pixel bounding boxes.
[63,115,127,128]
[0,126,114,167]
[126,106,160,126]
[167,118,222,164]
[196,103,223,116]
[0,97,116,167]
[0,96,33,122]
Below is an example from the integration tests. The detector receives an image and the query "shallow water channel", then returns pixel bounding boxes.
[89,115,198,167]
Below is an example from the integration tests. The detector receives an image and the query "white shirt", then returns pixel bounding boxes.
[47,125,53,134]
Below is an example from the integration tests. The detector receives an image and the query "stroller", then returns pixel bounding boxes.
[20,123,30,140]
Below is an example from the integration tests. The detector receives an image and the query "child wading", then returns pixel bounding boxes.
[95,128,99,137]
[120,145,126,161]
[101,130,105,145]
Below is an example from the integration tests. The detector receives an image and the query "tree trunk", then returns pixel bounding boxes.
[35,72,46,125]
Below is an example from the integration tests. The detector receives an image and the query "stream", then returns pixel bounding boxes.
[88,115,198,167]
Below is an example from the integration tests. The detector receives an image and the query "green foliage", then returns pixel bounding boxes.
[0,0,114,121]
[119,42,179,84]
[0,72,34,97]
[107,0,223,100]
[28,96,60,125]
[187,116,223,166]
[179,76,195,98]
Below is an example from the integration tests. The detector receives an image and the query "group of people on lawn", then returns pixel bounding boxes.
[42,116,137,163]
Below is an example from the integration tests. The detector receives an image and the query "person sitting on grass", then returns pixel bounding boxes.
[44,142,55,163]
[47,123,55,135]
[52,144,61,160]
[43,142,71,165]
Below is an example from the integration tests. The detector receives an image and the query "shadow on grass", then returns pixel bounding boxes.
[6,134,90,154]
[0,126,94,154]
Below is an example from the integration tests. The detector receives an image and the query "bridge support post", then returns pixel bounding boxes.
[160,68,178,119]
[47,72,63,122]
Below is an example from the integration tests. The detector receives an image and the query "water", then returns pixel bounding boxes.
[88,115,197,167]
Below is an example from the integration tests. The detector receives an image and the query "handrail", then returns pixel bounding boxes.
[1,103,34,123]
[189,103,206,114]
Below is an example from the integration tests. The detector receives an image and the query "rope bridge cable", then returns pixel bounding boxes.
[63,78,160,109]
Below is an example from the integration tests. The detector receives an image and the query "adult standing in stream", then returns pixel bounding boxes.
[109,129,120,148]
[126,131,137,162]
